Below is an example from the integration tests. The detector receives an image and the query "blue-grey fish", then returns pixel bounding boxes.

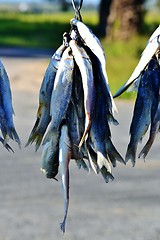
[66,101,89,171]
[49,47,74,130]
[59,124,71,233]
[0,60,20,146]
[41,129,59,179]
[70,19,117,115]
[69,39,95,148]
[125,67,153,166]
[41,47,74,178]
[26,44,66,151]
[89,90,113,178]
[85,45,118,125]
[114,25,160,98]
[138,58,160,159]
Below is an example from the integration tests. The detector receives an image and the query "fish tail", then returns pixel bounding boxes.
[100,166,114,183]
[10,128,21,148]
[75,159,89,171]
[125,144,137,166]
[138,137,154,160]
[60,201,68,233]
[97,151,112,174]
[106,140,125,166]
[35,135,43,152]
[26,133,43,151]
[25,118,40,146]
[0,136,14,153]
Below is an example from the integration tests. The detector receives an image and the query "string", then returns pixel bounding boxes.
[71,0,83,21]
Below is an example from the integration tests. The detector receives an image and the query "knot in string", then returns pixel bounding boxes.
[72,0,83,21]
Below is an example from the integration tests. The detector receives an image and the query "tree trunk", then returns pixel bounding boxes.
[98,0,144,40]
[98,0,112,37]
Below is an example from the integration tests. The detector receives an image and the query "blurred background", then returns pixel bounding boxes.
[0,1,160,240]
[0,0,159,98]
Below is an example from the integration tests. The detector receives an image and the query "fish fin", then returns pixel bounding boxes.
[107,114,119,125]
[127,77,141,92]
[42,129,53,145]
[125,144,136,166]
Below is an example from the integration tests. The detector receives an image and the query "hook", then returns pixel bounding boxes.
[71,0,83,21]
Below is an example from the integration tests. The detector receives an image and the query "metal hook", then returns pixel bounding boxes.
[71,0,83,21]
[72,0,83,11]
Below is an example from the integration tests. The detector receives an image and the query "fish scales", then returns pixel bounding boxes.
[26,44,66,150]
[69,39,95,148]
[66,101,89,171]
[50,47,74,130]
[126,67,153,166]
[139,58,160,159]
[0,60,20,146]
[70,19,117,115]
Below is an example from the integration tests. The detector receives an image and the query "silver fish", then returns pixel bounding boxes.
[59,124,71,233]
[125,67,153,166]
[26,44,66,150]
[114,25,160,98]
[50,47,74,130]
[69,39,95,148]
[66,101,89,171]
[139,58,160,159]
[70,19,117,115]
[89,90,113,177]
[0,60,20,146]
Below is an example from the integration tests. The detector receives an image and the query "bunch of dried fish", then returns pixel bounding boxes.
[0,59,21,151]
[27,18,125,232]
[114,25,160,166]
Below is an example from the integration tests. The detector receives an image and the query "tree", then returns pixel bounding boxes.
[98,0,144,40]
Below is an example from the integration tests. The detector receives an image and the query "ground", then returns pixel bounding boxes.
[0,56,160,240]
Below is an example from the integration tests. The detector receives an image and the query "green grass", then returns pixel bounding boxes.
[0,10,159,99]
[0,11,98,48]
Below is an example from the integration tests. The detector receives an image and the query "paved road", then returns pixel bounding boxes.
[0,57,160,240]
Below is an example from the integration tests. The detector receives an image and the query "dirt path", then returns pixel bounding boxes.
[0,57,160,240]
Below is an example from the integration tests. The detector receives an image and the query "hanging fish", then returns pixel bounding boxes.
[0,60,20,147]
[114,25,160,98]
[70,19,117,115]
[26,44,66,151]
[138,58,160,159]
[69,39,95,148]
[125,65,153,166]
[59,124,71,233]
